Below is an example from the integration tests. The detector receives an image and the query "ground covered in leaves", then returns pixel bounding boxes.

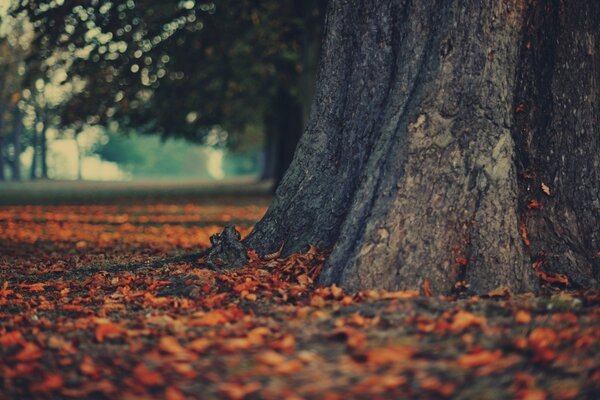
[1,197,599,399]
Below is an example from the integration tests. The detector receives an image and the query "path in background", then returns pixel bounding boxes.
[0,178,272,205]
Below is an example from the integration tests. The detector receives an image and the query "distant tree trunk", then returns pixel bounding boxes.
[246,0,600,294]
[0,105,5,182]
[11,105,22,181]
[0,137,5,182]
[75,132,83,180]
[261,1,325,186]
[261,88,303,186]
[41,120,48,179]
[30,128,38,180]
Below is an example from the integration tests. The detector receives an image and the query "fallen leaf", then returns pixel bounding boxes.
[541,183,551,195]
[218,382,261,400]
[423,279,433,297]
[451,310,486,332]
[457,350,502,368]
[0,331,24,347]
[365,345,415,366]
[520,221,531,246]
[133,364,164,386]
[515,310,532,324]
[14,342,42,361]
[30,373,64,393]
[165,386,186,400]
[95,323,123,342]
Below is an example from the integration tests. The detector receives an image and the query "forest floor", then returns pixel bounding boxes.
[0,188,599,399]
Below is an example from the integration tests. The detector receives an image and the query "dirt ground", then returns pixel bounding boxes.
[0,184,598,399]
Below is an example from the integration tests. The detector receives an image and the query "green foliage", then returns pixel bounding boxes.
[14,0,326,146]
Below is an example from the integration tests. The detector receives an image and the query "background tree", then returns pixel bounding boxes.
[15,0,326,184]
[246,0,600,294]
[0,13,31,182]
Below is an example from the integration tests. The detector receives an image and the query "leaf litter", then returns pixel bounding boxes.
[0,201,599,399]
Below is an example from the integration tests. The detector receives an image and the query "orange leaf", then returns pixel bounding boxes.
[274,359,304,375]
[133,364,164,386]
[218,382,261,400]
[95,323,123,342]
[158,336,187,355]
[80,356,100,378]
[537,271,569,285]
[457,350,502,368]
[30,373,64,393]
[189,310,230,326]
[541,182,551,195]
[165,386,186,400]
[423,279,433,297]
[527,200,542,210]
[528,327,557,349]
[0,331,24,347]
[520,222,531,246]
[366,345,415,366]
[255,350,286,367]
[187,338,212,353]
[515,310,532,324]
[450,310,486,332]
[14,342,42,361]
[380,290,419,300]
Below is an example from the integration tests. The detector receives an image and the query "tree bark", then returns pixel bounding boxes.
[0,137,5,182]
[30,128,38,180]
[41,122,48,179]
[11,105,22,181]
[261,88,304,186]
[75,132,83,180]
[0,105,5,182]
[246,0,599,293]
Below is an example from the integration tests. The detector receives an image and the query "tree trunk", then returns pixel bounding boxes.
[246,0,600,294]
[261,88,304,186]
[0,105,5,182]
[0,137,5,182]
[11,105,22,181]
[30,128,38,180]
[40,116,49,179]
[75,133,83,180]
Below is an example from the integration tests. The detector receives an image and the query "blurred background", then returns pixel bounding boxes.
[0,0,326,186]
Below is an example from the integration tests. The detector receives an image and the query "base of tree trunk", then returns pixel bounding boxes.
[246,0,599,294]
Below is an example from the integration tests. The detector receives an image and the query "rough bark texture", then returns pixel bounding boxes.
[203,225,248,270]
[246,0,599,294]
[513,0,600,287]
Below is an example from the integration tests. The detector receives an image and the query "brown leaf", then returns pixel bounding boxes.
[365,345,415,366]
[457,350,502,368]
